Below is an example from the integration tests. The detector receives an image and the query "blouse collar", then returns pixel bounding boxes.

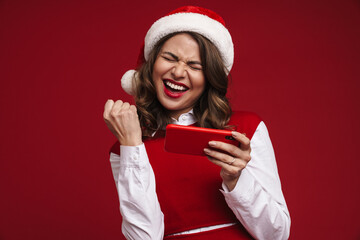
[152,109,197,137]
[170,109,197,126]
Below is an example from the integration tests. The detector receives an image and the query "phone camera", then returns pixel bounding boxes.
[225,136,235,140]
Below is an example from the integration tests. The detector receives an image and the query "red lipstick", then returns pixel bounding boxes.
[163,79,189,98]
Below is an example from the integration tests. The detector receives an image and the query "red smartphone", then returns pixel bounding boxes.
[164,124,239,156]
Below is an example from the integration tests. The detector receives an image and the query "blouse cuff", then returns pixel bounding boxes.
[119,144,148,169]
[220,169,256,204]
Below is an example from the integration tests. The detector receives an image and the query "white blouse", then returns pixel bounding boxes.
[109,111,291,240]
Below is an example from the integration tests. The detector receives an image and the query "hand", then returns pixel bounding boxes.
[103,99,142,146]
[204,131,251,191]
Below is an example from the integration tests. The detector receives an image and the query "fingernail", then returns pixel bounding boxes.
[204,148,211,154]
[209,141,216,147]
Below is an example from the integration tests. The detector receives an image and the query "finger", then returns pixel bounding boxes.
[207,155,246,175]
[206,155,233,169]
[103,99,114,119]
[115,102,136,125]
[111,100,124,116]
[204,148,248,167]
[117,103,138,122]
[120,102,131,112]
[204,147,233,165]
[208,141,242,158]
[129,104,137,113]
[129,105,139,118]
[231,131,251,150]
[113,99,124,108]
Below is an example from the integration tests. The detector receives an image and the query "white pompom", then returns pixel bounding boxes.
[121,69,136,95]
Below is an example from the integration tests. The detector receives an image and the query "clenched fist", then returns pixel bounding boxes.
[103,100,142,146]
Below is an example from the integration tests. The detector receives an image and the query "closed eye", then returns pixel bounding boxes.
[188,61,203,71]
[162,55,176,62]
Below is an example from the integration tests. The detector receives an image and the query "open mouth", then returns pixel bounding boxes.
[163,80,189,92]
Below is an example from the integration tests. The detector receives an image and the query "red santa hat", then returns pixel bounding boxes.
[121,6,234,95]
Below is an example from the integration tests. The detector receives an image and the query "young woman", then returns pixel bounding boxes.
[103,6,290,240]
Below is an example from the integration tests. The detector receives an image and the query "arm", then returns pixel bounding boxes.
[104,99,164,240]
[221,122,290,240]
[109,145,164,240]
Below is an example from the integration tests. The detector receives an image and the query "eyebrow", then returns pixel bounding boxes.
[162,51,202,65]
[163,51,179,61]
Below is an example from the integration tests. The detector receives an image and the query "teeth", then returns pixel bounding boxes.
[165,81,187,91]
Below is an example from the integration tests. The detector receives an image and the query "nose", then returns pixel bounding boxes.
[171,62,187,79]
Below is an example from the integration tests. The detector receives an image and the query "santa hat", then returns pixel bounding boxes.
[121,6,234,95]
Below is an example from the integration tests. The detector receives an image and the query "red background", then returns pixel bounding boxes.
[1,0,359,239]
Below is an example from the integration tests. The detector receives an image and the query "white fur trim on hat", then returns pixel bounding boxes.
[145,12,234,72]
[121,69,136,95]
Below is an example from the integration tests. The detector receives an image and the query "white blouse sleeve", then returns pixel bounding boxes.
[109,144,164,240]
[221,121,291,240]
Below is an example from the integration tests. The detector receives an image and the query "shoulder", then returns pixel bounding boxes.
[229,111,262,140]
[229,111,262,124]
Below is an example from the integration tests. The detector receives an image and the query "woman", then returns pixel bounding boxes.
[104,6,290,240]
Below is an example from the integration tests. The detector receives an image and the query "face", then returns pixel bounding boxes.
[152,33,206,119]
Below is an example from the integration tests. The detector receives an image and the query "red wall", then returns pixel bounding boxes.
[1,0,359,239]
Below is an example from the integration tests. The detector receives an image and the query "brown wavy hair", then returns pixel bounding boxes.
[134,32,232,137]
